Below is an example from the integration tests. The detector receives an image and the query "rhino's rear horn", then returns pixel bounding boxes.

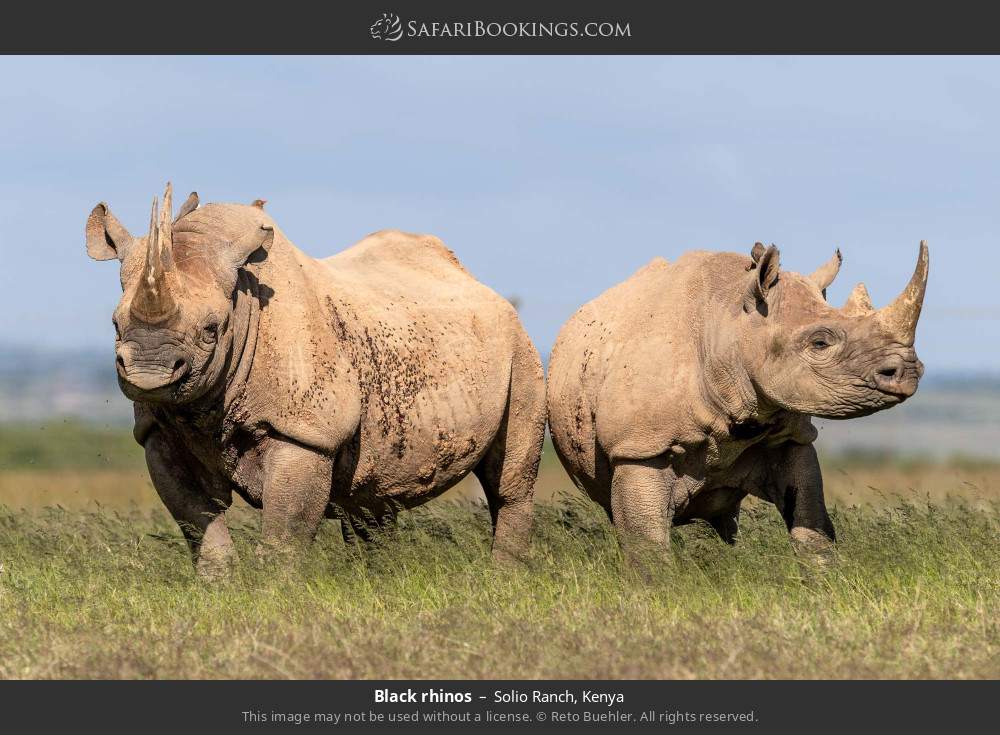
[130,191,178,324]
[841,282,875,316]
[876,241,929,347]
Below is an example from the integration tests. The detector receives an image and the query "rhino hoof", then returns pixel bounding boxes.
[790,527,836,567]
[195,552,237,582]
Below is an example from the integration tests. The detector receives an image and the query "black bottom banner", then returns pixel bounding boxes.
[0,680,993,733]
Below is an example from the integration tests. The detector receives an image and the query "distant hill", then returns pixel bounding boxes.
[2,344,998,459]
[814,379,1000,460]
[0,344,130,424]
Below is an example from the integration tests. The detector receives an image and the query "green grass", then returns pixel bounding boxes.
[0,421,143,471]
[0,496,996,679]
[1,421,997,679]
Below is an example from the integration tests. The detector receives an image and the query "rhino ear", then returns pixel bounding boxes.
[226,224,274,270]
[85,203,133,261]
[174,191,199,222]
[743,244,780,313]
[808,248,842,297]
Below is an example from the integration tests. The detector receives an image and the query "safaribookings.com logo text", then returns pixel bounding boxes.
[370,13,631,42]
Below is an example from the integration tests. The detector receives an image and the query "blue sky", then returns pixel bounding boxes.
[0,56,996,372]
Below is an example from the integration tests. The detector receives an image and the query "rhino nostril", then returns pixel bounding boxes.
[877,366,900,380]
[172,358,187,374]
[116,355,126,371]
[872,357,918,397]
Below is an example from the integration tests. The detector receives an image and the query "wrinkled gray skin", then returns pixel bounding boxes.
[87,184,545,577]
[547,241,928,562]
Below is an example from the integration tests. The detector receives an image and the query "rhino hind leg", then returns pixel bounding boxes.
[474,340,546,564]
[338,504,399,546]
[698,488,747,545]
[709,508,741,545]
[144,429,237,580]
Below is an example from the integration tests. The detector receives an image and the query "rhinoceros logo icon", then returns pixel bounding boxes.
[370,13,403,41]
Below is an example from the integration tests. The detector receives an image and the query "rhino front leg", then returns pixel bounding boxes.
[144,429,237,579]
[609,456,689,573]
[767,443,836,554]
[260,437,334,555]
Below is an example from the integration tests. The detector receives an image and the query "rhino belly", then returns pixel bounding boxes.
[349,354,510,506]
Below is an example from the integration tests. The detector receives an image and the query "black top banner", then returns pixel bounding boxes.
[5,0,1000,54]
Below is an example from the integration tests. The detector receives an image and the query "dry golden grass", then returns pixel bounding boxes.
[0,469,152,511]
[3,450,999,513]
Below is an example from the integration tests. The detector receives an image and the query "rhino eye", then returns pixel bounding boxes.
[807,330,837,352]
[202,321,219,344]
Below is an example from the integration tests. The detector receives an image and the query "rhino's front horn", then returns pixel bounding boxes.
[877,241,929,347]
[130,190,178,324]
[808,248,842,294]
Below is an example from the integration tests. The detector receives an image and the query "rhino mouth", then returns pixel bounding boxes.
[818,375,916,419]
[117,357,191,400]
[872,381,915,400]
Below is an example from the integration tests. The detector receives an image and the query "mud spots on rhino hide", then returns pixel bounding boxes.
[417,461,437,484]
[325,296,435,459]
[418,431,478,485]
[436,429,477,468]
[580,347,594,379]
[434,429,459,469]
[327,297,351,342]
[569,397,588,456]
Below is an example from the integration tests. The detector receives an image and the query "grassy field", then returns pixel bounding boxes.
[0,422,998,679]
